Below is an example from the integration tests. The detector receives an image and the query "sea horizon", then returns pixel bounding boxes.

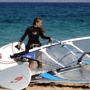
[0,2,90,46]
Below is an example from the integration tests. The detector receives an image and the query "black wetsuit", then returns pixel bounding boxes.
[20,26,51,51]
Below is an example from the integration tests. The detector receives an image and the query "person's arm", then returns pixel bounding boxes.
[19,29,28,43]
[39,28,52,42]
[15,28,28,50]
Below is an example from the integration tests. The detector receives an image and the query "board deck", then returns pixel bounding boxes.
[0,63,31,90]
[0,42,25,70]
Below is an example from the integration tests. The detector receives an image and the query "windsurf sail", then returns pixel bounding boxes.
[11,37,90,83]
[30,37,90,83]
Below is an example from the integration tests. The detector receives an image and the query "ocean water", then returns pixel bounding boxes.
[0,3,90,46]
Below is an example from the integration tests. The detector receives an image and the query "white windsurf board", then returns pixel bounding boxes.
[0,42,25,70]
[0,63,31,90]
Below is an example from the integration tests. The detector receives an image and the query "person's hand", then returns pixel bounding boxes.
[48,37,52,43]
[15,45,21,50]
[15,42,21,50]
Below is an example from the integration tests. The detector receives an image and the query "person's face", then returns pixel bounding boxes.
[36,20,42,27]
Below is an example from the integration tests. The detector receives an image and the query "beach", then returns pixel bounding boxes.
[0,82,90,90]
[27,83,90,90]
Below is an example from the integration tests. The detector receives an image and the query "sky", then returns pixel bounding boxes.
[0,0,90,2]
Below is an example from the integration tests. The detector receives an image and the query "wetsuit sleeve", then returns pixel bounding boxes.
[39,28,51,40]
[19,29,28,42]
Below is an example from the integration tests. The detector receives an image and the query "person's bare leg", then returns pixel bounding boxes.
[29,61,34,70]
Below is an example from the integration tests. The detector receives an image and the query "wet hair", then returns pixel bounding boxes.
[33,17,42,25]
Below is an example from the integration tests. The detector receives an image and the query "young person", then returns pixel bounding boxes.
[11,17,52,69]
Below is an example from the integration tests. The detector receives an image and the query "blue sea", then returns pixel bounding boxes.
[0,2,90,46]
